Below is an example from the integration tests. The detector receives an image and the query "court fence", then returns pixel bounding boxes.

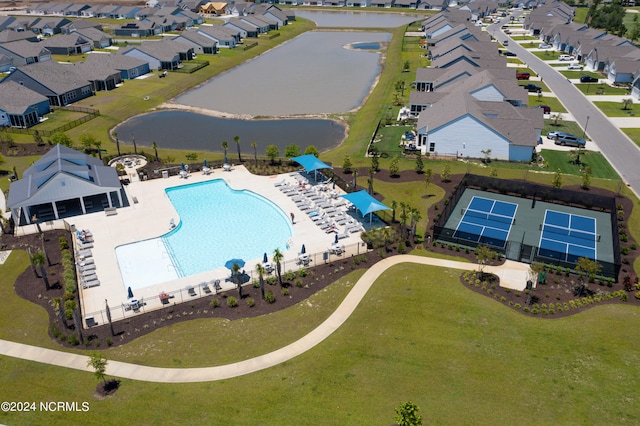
[432,174,621,280]
[81,241,369,328]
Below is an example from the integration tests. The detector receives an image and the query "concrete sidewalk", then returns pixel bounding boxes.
[0,255,530,383]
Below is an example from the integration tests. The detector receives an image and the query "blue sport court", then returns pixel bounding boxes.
[538,210,597,262]
[453,196,518,248]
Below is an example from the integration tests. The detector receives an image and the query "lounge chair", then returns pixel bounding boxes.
[298,203,313,211]
[77,258,94,267]
[273,179,287,187]
[337,231,349,240]
[79,242,94,249]
[76,249,92,259]
[212,279,222,293]
[333,199,346,208]
[187,286,197,297]
[82,279,100,289]
[201,282,212,294]
[81,269,97,278]
[312,212,326,222]
[79,264,96,273]
[347,224,364,234]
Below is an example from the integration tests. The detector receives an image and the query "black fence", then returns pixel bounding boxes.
[0,106,99,137]
[433,174,621,280]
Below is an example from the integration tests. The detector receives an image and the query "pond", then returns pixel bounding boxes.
[113,110,346,154]
[295,10,421,28]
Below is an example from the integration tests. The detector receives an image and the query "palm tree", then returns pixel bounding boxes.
[390,200,397,223]
[622,98,633,110]
[273,248,284,288]
[113,132,120,156]
[409,207,422,241]
[152,141,159,162]
[221,141,228,161]
[399,202,408,240]
[30,250,49,290]
[234,135,242,163]
[255,263,266,299]
[232,263,242,298]
[251,140,257,164]
[352,168,358,190]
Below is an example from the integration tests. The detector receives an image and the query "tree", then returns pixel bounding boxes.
[582,166,592,190]
[399,202,408,240]
[589,1,627,37]
[490,167,498,177]
[622,98,633,110]
[403,60,410,72]
[575,257,602,296]
[152,141,159,162]
[552,168,562,189]
[51,132,73,147]
[232,262,242,298]
[481,148,492,164]
[251,140,257,164]
[415,152,424,174]
[370,146,380,172]
[395,401,422,426]
[34,130,44,146]
[255,264,266,299]
[113,132,120,156]
[440,164,451,182]
[221,140,228,160]
[87,352,108,384]
[304,145,319,157]
[273,248,284,288]
[79,134,97,152]
[30,249,49,290]
[352,168,358,190]
[475,244,496,277]
[629,14,640,42]
[367,168,374,195]
[234,135,242,162]
[551,113,563,127]
[131,134,137,154]
[284,143,300,159]
[569,147,585,166]
[342,155,352,174]
[265,144,279,164]
[408,207,421,241]
[389,155,399,177]
[424,168,432,192]
[390,200,398,223]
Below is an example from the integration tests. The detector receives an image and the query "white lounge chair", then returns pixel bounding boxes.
[273,179,287,187]
[347,224,364,234]
[82,279,100,289]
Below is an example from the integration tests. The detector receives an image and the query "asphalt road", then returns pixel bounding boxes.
[489,14,640,198]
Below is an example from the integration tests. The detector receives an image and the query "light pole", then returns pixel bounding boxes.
[582,115,590,139]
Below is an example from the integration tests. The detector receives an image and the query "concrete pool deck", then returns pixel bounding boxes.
[70,165,364,325]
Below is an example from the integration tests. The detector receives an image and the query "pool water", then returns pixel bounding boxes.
[116,180,293,290]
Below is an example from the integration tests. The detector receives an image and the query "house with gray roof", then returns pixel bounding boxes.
[64,4,92,17]
[195,25,237,48]
[71,60,122,91]
[0,53,12,72]
[0,30,39,44]
[417,0,445,9]
[31,17,72,36]
[83,52,150,80]
[224,18,258,38]
[0,60,93,106]
[173,30,218,54]
[255,4,289,26]
[606,57,640,84]
[240,16,271,34]
[585,44,638,71]
[48,3,73,16]
[114,21,162,37]
[0,40,52,65]
[74,28,113,49]
[41,33,92,55]
[61,19,103,34]
[0,81,51,128]
[7,144,124,225]
[112,6,141,19]
[119,40,183,70]
[0,16,15,31]
[394,0,420,8]
[631,72,640,101]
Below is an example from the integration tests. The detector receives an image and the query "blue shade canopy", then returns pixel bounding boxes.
[291,154,332,173]
[341,190,391,221]
[225,258,245,270]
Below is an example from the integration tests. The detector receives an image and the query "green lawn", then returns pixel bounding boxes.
[575,83,629,95]
[510,35,537,40]
[593,101,640,117]
[539,149,620,179]
[531,50,562,60]
[622,128,640,148]
[1,263,639,425]
[529,96,568,113]
[374,125,412,156]
[559,70,601,79]
[543,119,585,138]
[518,81,550,92]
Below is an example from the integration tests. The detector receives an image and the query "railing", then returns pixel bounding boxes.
[81,241,369,327]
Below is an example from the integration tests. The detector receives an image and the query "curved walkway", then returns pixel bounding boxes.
[0,255,530,383]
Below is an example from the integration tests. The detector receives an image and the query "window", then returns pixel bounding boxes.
[81,86,91,96]
[67,91,77,100]
[429,143,435,152]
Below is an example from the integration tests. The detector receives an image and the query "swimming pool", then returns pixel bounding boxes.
[116,179,293,290]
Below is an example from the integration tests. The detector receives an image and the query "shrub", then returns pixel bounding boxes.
[621,293,628,301]
[515,303,521,309]
[299,268,308,277]
[59,237,69,250]
[282,288,289,296]
[267,276,277,286]
[246,297,255,307]
[635,291,640,300]
[227,296,238,307]
[68,334,79,346]
[631,243,637,251]
[106,338,113,346]
[397,241,406,254]
[523,307,530,312]
[265,291,276,303]
[210,298,220,308]
[252,280,260,288]
[295,278,303,288]
[285,270,296,281]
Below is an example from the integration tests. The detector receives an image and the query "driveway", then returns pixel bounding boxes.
[490,15,640,197]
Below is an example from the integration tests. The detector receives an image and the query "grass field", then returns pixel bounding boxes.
[622,128,640,147]
[529,96,568,113]
[542,119,585,138]
[593,101,640,117]
[540,149,620,179]
[1,263,639,425]
[575,84,629,95]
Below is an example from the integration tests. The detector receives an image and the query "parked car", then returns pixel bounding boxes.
[538,43,551,49]
[567,63,583,70]
[503,40,509,46]
[580,75,598,83]
[558,54,575,61]
[538,105,551,114]
[547,131,568,140]
[556,134,586,147]
[503,51,517,57]
[523,83,542,93]
[516,71,531,80]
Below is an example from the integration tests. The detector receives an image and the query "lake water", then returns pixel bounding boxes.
[113,110,346,154]
[175,31,391,116]
[295,10,421,27]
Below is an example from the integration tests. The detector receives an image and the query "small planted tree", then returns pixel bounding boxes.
[284,143,301,161]
[88,352,107,384]
[424,168,432,192]
[552,168,563,188]
[389,155,399,177]
[251,140,258,164]
[582,166,592,190]
[342,155,352,174]
[256,264,266,299]
[395,401,422,426]
[475,244,496,278]
[234,135,242,162]
[415,152,424,174]
[221,140,228,159]
[304,145,319,157]
[622,98,633,110]
[440,164,451,182]
[273,248,284,288]
[575,256,602,296]
[152,141,159,162]
[265,144,279,164]
[481,148,492,164]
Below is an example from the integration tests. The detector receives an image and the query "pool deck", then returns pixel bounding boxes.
[71,165,364,325]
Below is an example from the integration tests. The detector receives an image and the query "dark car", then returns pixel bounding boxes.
[516,71,531,80]
[580,75,598,83]
[503,51,517,57]
[523,84,542,93]
[556,134,586,147]
[538,105,551,114]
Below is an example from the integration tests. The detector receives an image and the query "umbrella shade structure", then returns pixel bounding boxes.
[127,286,133,299]
[341,190,392,223]
[203,159,207,167]
[224,155,229,164]
[181,162,185,171]
[301,244,306,254]
[225,258,245,270]
[291,154,332,181]
[334,233,339,244]
[263,252,268,263]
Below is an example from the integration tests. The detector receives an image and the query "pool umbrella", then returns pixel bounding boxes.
[301,244,306,254]
[334,234,339,244]
[263,252,268,263]
[180,162,185,171]
[203,159,208,167]
[224,154,229,164]
[127,286,134,299]
[225,258,245,270]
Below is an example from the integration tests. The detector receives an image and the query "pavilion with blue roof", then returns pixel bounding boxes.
[341,190,391,223]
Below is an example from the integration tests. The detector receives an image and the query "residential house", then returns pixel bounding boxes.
[119,40,183,70]
[199,2,228,15]
[173,30,218,54]
[0,40,52,65]
[0,60,93,106]
[0,80,51,128]
[0,54,12,72]
[31,17,73,36]
[0,30,39,44]
[345,0,370,6]
[370,0,393,7]
[112,6,141,19]
[394,0,419,8]
[72,60,122,91]
[224,18,258,38]
[114,21,162,37]
[84,52,150,80]
[5,18,40,33]
[255,4,289,26]
[61,19,104,34]
[631,72,640,101]
[64,4,92,17]
[47,3,73,16]
[74,28,113,49]
[195,25,237,48]
[417,0,445,9]
[135,7,159,20]
[239,16,271,34]
[585,44,638,71]
[0,16,15,31]
[606,57,640,84]
[41,33,92,55]
[7,144,124,225]
[90,5,120,18]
